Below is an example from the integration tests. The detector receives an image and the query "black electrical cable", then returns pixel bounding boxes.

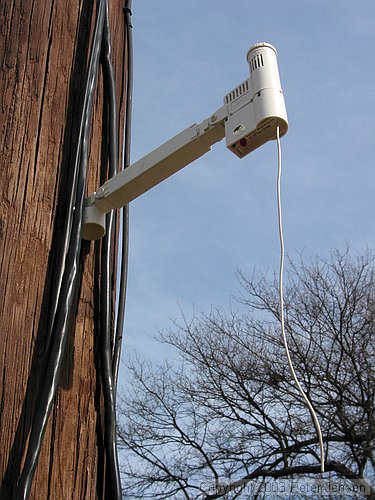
[99,1,122,498]
[112,0,133,392]
[15,1,107,498]
[97,3,133,497]
[43,14,103,356]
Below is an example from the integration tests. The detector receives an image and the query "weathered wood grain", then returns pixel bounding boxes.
[0,0,126,497]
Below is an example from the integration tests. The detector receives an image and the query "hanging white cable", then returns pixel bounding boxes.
[276,124,325,472]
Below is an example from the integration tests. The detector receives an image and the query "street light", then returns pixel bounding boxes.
[82,42,288,241]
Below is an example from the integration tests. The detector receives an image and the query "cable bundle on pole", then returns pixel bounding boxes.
[113,0,133,394]
[15,0,132,498]
[99,1,133,498]
[99,1,121,497]
[15,2,106,498]
[99,2,133,497]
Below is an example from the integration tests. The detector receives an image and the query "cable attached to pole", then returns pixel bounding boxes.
[276,124,325,472]
[99,1,122,497]
[97,4,133,497]
[15,2,107,498]
[113,0,133,392]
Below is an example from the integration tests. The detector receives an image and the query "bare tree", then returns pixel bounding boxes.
[117,248,375,499]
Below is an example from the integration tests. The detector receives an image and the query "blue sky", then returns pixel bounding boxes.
[119,0,375,374]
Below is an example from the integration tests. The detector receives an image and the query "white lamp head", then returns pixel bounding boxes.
[225,42,288,158]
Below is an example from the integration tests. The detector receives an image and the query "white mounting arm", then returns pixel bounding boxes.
[83,42,288,240]
[83,107,227,240]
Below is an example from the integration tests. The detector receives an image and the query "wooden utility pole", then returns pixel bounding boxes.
[0,0,126,497]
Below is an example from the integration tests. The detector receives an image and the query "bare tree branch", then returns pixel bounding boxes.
[118,248,375,499]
